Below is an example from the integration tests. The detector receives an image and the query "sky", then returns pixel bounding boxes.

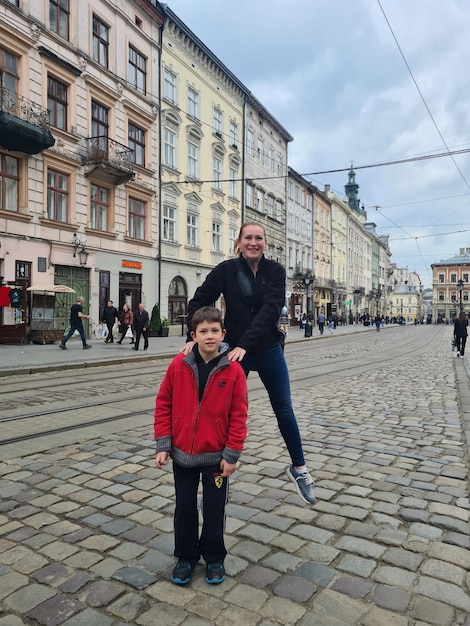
[165,0,470,289]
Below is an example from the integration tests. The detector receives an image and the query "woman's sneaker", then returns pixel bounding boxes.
[171,561,194,585]
[206,562,225,584]
[287,465,316,504]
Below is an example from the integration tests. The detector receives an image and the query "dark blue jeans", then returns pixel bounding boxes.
[241,342,305,467]
[62,324,87,347]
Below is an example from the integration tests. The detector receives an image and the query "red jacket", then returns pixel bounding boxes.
[154,348,248,467]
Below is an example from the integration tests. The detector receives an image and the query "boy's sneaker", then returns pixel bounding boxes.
[287,465,316,504]
[171,561,194,585]
[206,562,225,584]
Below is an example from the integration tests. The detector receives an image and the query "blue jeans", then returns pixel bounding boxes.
[241,342,305,467]
[62,324,87,347]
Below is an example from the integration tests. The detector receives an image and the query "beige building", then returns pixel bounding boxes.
[391,282,420,323]
[431,249,470,322]
[0,0,162,343]
[312,187,333,317]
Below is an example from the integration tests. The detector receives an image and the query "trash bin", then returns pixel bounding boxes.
[304,321,313,338]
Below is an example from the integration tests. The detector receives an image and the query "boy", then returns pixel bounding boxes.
[154,306,248,586]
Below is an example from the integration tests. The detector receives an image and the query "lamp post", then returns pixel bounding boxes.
[72,234,89,266]
[303,270,313,315]
[457,279,464,312]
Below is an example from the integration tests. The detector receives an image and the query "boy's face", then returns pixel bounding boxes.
[191,320,226,361]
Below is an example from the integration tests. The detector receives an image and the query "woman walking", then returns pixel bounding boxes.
[117,303,134,345]
[183,222,315,504]
[454,311,468,358]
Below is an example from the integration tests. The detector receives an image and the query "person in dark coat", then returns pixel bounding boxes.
[101,300,119,343]
[133,303,149,350]
[454,311,468,357]
[59,296,92,350]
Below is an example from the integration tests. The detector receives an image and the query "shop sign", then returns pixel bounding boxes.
[122,260,142,269]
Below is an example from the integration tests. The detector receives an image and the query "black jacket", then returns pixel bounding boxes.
[187,255,284,353]
[134,308,149,331]
[102,306,119,325]
[454,318,468,338]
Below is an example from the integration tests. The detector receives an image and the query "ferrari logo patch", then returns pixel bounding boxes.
[214,476,223,489]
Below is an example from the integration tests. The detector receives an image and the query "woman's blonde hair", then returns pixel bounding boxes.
[234,221,267,256]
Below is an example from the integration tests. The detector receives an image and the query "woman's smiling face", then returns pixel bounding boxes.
[238,224,266,262]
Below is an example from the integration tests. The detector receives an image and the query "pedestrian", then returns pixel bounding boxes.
[155,306,248,586]
[374,315,381,332]
[59,296,92,350]
[116,303,134,344]
[317,311,325,335]
[327,314,335,335]
[279,305,289,336]
[183,221,315,504]
[133,303,149,351]
[454,311,468,358]
[101,300,119,343]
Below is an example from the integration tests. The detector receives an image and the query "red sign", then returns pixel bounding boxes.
[122,260,142,269]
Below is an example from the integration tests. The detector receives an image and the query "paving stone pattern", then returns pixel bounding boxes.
[0,330,469,625]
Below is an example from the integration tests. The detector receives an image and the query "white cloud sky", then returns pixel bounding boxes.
[166,0,470,287]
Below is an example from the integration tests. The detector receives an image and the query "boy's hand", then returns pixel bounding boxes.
[220,459,236,478]
[180,341,194,355]
[155,452,170,469]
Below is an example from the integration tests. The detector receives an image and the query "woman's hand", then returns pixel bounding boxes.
[227,346,246,362]
[155,451,169,469]
[180,341,194,355]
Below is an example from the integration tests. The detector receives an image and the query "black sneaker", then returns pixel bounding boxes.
[171,561,195,585]
[206,562,225,584]
[287,465,316,504]
[83,344,92,350]
[59,343,67,350]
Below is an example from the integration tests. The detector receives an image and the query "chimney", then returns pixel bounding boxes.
[324,184,330,193]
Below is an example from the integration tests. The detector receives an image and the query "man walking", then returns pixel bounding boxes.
[101,300,119,343]
[133,303,149,351]
[59,297,92,350]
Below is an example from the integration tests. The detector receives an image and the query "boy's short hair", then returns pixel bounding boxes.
[191,306,224,331]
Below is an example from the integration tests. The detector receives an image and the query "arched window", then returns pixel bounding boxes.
[168,275,187,325]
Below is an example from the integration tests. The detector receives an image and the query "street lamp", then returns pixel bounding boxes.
[303,270,313,314]
[457,279,464,312]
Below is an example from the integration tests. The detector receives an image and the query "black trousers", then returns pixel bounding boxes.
[134,328,149,350]
[105,322,114,341]
[456,335,467,356]
[173,461,228,565]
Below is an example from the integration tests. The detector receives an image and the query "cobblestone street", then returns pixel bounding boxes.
[0,325,469,625]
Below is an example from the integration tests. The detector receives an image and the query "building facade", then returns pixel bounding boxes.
[431,249,470,322]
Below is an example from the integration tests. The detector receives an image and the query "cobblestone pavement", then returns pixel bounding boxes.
[0,327,469,625]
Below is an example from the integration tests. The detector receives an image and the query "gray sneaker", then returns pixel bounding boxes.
[83,344,92,350]
[287,465,316,504]
[59,343,67,350]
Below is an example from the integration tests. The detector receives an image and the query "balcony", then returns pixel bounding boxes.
[82,136,134,185]
[0,87,55,154]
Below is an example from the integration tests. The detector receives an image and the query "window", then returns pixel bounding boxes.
[91,100,108,138]
[128,197,145,240]
[163,205,176,241]
[229,226,236,255]
[187,212,198,247]
[256,189,264,213]
[128,46,146,93]
[212,156,222,190]
[187,142,198,178]
[229,167,237,198]
[464,273,469,282]
[267,147,274,171]
[246,183,253,207]
[187,87,198,119]
[276,200,282,221]
[213,107,222,136]
[257,138,264,164]
[164,129,176,168]
[277,154,283,176]
[246,129,254,156]
[90,184,108,231]
[464,291,469,302]
[0,153,19,211]
[92,15,109,68]
[212,222,222,252]
[128,123,145,167]
[438,291,444,301]
[450,273,456,283]
[267,196,274,217]
[49,0,69,39]
[164,68,177,103]
[47,169,68,222]
[6,0,19,6]
[438,274,444,283]
[0,48,18,96]
[229,121,238,147]
[47,76,67,130]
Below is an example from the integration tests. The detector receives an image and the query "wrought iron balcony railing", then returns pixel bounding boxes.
[0,87,51,129]
[84,136,133,171]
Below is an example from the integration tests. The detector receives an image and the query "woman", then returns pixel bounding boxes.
[116,303,134,345]
[183,222,315,504]
[454,311,468,358]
